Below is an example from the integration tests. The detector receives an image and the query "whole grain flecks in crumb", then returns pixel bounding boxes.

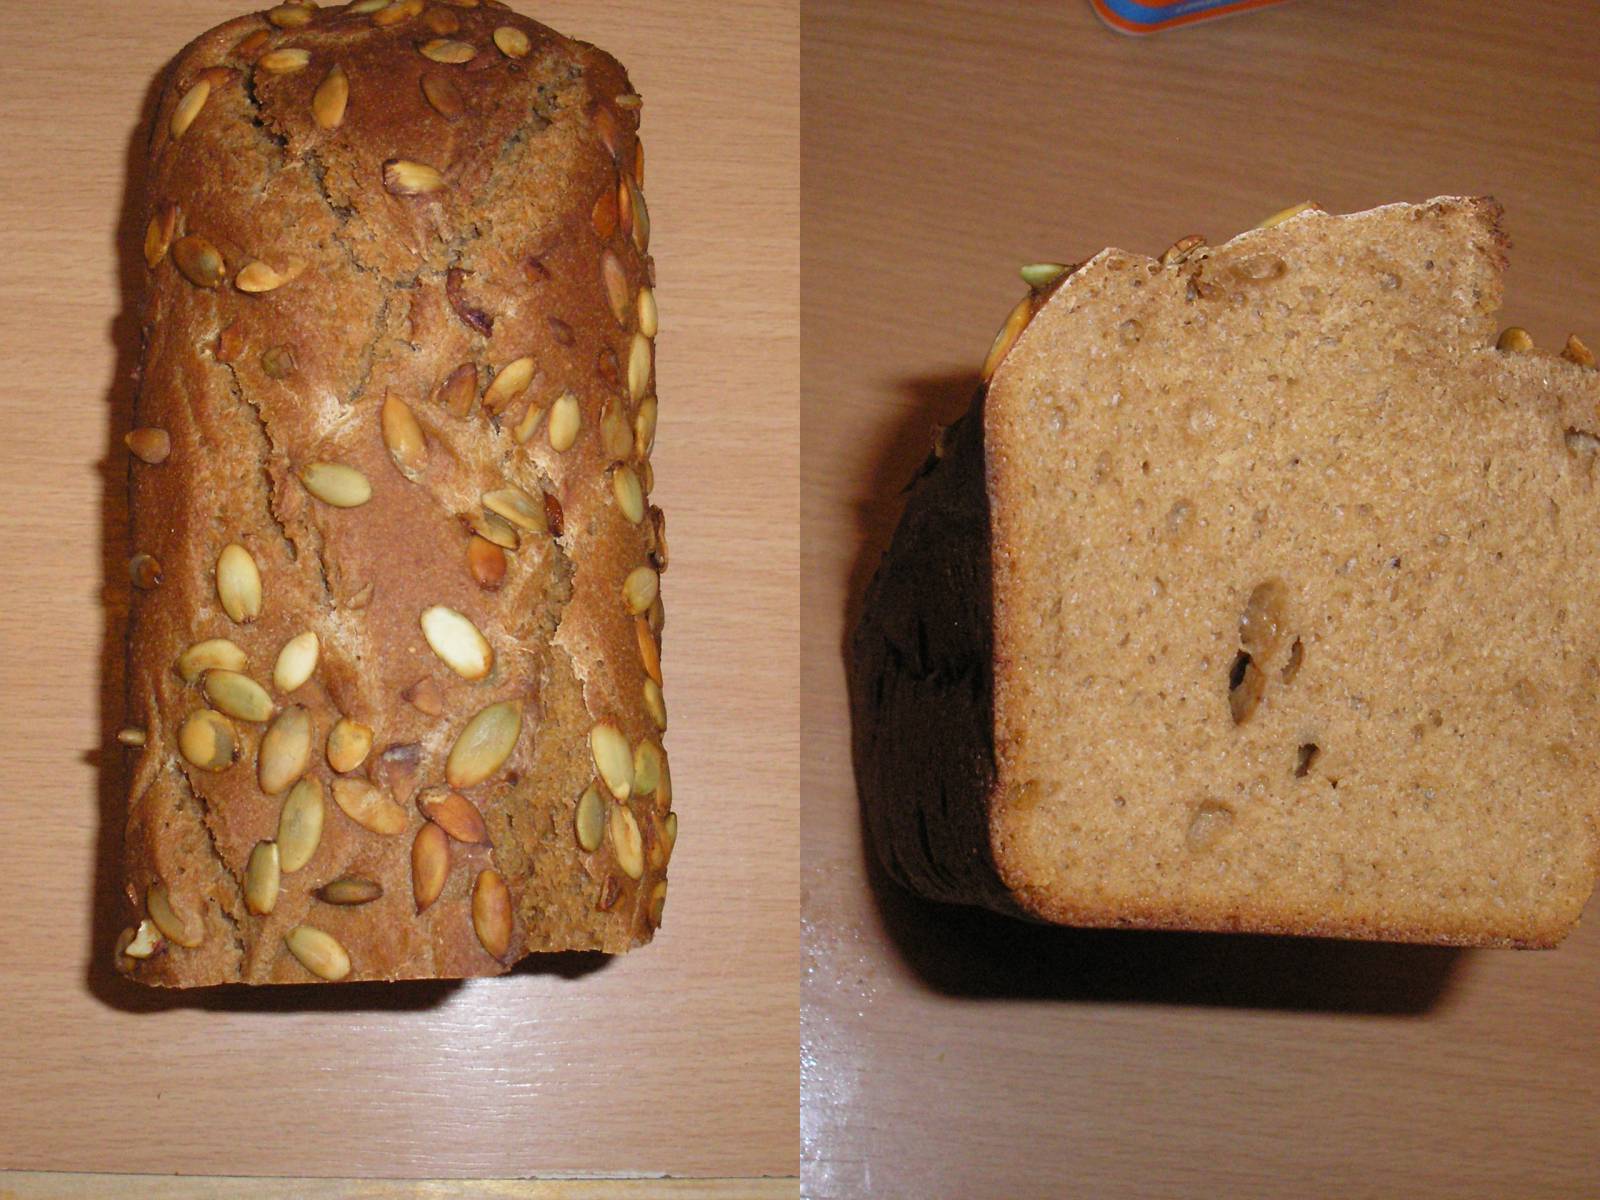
[852,198,1600,948]
[117,1,673,986]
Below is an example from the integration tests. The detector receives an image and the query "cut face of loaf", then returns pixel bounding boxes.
[854,198,1600,947]
[117,1,671,985]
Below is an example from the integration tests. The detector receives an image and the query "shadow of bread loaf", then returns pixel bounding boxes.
[852,198,1600,947]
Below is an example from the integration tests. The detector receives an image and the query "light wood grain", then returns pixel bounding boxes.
[0,1175,798,1200]
[0,0,797,1181]
[801,2,1600,1197]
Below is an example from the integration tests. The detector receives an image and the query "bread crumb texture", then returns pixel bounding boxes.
[118,0,671,985]
[857,198,1600,947]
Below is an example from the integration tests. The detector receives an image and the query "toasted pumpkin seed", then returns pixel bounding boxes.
[267,2,314,28]
[122,919,162,959]
[236,257,305,293]
[129,553,163,590]
[147,884,203,948]
[371,0,423,26]
[285,925,350,980]
[346,0,388,12]
[626,178,650,253]
[622,565,658,615]
[411,822,449,912]
[277,777,324,872]
[575,785,604,852]
[178,638,247,684]
[125,427,171,463]
[261,344,296,379]
[326,717,374,773]
[627,332,652,403]
[259,705,313,795]
[1019,262,1067,289]
[172,235,226,288]
[233,29,272,59]
[258,47,312,73]
[637,286,657,338]
[310,63,349,128]
[635,617,662,685]
[472,869,512,958]
[982,293,1033,382]
[446,700,522,788]
[1256,200,1318,229]
[483,356,535,412]
[424,6,460,33]
[383,158,444,195]
[616,91,642,109]
[202,669,274,722]
[300,461,372,507]
[483,486,544,533]
[662,810,677,854]
[601,250,629,325]
[244,841,281,914]
[332,777,408,835]
[216,543,263,623]
[316,875,383,905]
[178,708,236,771]
[467,535,507,589]
[493,24,530,57]
[420,605,494,680]
[1497,326,1534,353]
[1564,334,1596,368]
[600,404,632,461]
[632,740,663,796]
[609,804,644,880]
[634,395,657,459]
[435,361,476,416]
[548,391,581,451]
[402,675,445,715]
[117,726,147,747]
[611,464,645,524]
[420,71,465,120]
[381,392,428,477]
[590,722,633,799]
[647,879,668,926]
[273,631,319,692]
[467,507,520,550]
[417,786,488,843]
[420,38,474,63]
[170,79,212,139]
[643,678,667,731]
[143,203,179,269]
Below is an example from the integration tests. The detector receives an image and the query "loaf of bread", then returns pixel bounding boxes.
[852,198,1600,947]
[115,0,673,985]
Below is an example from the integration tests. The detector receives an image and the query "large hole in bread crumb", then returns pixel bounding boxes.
[1294,743,1320,777]
[1228,651,1266,724]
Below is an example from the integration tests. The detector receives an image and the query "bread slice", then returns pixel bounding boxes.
[851,198,1600,947]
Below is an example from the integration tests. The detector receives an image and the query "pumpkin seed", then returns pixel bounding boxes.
[312,63,348,128]
[420,605,494,680]
[381,392,428,477]
[383,158,444,195]
[492,25,530,57]
[258,47,312,73]
[637,286,657,338]
[332,777,408,835]
[170,79,212,139]
[643,678,667,731]
[316,875,383,905]
[285,925,350,980]
[202,669,274,722]
[611,464,644,523]
[417,786,488,843]
[575,785,604,852]
[147,883,203,947]
[277,777,324,872]
[244,841,281,914]
[419,38,475,63]
[178,637,247,684]
[216,543,262,623]
[300,461,372,507]
[627,332,652,402]
[273,630,319,692]
[259,705,313,795]
[326,717,374,773]
[471,869,512,958]
[178,708,236,771]
[548,391,581,451]
[622,565,658,615]
[609,804,644,880]
[172,235,226,288]
[590,722,633,799]
[446,700,523,788]
[411,822,449,912]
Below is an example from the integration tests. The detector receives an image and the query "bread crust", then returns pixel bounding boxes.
[117,1,671,985]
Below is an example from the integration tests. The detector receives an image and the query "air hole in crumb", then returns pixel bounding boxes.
[1281,637,1304,683]
[1228,651,1266,724]
[1229,650,1251,691]
[1294,743,1320,777]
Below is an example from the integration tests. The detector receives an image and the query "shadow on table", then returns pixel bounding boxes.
[841,370,1464,1016]
[86,67,609,1015]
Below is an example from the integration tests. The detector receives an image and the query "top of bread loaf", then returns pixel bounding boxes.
[118,0,671,984]
[980,198,1600,946]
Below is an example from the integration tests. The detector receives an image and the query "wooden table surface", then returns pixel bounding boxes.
[0,0,798,1185]
[801,2,1600,1196]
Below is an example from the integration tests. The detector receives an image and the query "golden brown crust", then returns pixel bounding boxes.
[117,0,671,986]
